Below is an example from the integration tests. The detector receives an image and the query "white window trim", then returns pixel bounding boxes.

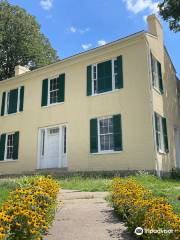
[91,58,118,96]
[155,114,166,154]
[97,116,115,153]
[152,56,162,94]
[92,64,97,95]
[4,132,15,161]
[47,77,62,106]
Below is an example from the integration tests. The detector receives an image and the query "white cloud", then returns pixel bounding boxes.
[69,26,77,33]
[97,40,107,46]
[40,0,53,11]
[68,26,90,34]
[81,43,92,50]
[123,0,158,14]
[79,28,90,34]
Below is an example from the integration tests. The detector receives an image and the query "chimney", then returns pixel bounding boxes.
[147,14,163,43]
[15,65,30,76]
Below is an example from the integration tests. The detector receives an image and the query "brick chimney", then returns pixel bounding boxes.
[15,65,30,76]
[147,14,163,44]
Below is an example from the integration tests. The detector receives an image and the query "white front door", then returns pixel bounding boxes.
[174,127,180,169]
[38,125,67,169]
[47,128,60,168]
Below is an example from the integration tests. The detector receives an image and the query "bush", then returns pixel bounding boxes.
[171,168,180,179]
[111,177,180,240]
[0,176,59,240]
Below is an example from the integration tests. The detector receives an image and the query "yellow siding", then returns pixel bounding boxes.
[0,35,156,174]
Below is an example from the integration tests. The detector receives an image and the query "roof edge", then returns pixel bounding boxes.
[0,30,145,84]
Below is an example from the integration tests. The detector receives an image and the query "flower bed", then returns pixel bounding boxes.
[111,177,180,240]
[0,176,59,240]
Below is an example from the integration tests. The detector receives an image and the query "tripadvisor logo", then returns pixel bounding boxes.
[134,227,144,236]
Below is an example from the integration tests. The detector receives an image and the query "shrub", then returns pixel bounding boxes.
[171,168,180,179]
[0,176,59,240]
[111,177,180,240]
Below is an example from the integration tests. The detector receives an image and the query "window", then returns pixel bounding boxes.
[92,64,98,94]
[151,54,163,93]
[49,128,59,135]
[1,86,24,116]
[49,78,59,104]
[155,115,164,152]
[90,114,122,153]
[41,74,65,107]
[6,134,14,159]
[0,132,19,161]
[87,56,123,96]
[113,59,118,88]
[154,113,169,153]
[99,117,114,151]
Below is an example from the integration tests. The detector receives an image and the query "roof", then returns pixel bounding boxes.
[0,30,145,84]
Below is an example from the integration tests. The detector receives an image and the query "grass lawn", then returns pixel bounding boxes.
[132,174,180,214]
[0,179,18,207]
[57,176,112,192]
[0,174,179,215]
[57,174,180,214]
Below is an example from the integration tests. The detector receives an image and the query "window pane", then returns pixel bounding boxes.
[49,78,59,104]
[6,134,14,159]
[99,117,114,151]
[114,59,118,74]
[100,135,105,151]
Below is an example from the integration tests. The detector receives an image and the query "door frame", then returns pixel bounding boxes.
[37,123,68,169]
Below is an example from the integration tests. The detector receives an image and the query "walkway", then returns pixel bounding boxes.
[46,189,134,240]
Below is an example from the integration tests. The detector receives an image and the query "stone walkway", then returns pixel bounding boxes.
[46,190,134,240]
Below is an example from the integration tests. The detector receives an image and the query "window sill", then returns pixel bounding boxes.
[0,159,18,163]
[153,87,163,95]
[42,102,64,109]
[1,112,22,118]
[90,89,120,97]
[157,150,167,155]
[91,151,122,155]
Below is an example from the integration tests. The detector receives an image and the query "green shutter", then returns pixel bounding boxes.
[97,60,112,93]
[113,114,122,151]
[1,92,6,116]
[13,131,19,160]
[8,89,18,114]
[162,117,169,153]
[90,118,98,153]
[116,56,123,89]
[57,74,65,102]
[19,86,24,112]
[157,61,163,93]
[0,134,6,161]
[154,113,160,151]
[87,65,92,96]
[41,79,48,106]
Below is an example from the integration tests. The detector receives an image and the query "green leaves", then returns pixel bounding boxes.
[0,0,59,80]
[159,0,180,32]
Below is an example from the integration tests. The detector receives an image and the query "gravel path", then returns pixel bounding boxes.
[46,189,134,240]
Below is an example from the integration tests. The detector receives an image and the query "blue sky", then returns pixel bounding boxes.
[9,0,180,77]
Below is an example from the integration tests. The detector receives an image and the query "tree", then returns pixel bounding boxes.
[0,0,59,80]
[159,0,180,32]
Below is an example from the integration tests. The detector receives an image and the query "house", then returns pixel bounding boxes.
[0,14,180,176]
